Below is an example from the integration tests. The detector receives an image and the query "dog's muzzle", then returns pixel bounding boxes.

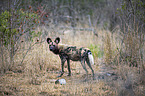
[49,46,54,51]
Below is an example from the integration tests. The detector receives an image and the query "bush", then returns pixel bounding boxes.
[0,9,42,73]
[89,44,104,59]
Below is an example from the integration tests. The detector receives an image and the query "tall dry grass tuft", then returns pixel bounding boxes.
[104,32,112,64]
[23,42,60,75]
[124,31,139,67]
[113,26,145,96]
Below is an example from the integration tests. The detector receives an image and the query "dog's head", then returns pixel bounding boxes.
[47,37,60,54]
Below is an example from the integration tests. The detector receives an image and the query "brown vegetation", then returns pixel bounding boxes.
[0,28,145,95]
[0,0,145,96]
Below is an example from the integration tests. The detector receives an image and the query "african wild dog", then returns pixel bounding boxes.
[47,37,95,80]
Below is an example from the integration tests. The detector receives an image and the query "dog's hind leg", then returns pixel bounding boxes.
[81,59,88,80]
[86,58,95,80]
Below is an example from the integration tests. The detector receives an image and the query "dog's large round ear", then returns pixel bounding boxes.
[47,38,52,44]
[54,37,60,44]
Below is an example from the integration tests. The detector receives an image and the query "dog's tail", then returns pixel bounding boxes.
[88,51,94,65]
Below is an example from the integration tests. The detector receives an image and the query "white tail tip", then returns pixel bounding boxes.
[88,52,94,65]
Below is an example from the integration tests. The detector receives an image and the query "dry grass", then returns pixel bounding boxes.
[0,26,145,96]
[0,71,115,96]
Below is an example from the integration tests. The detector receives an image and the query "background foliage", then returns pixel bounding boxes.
[0,0,144,96]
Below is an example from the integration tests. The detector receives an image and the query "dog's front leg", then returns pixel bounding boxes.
[57,55,66,77]
[67,59,71,76]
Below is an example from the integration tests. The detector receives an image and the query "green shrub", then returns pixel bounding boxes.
[89,44,104,59]
[0,10,41,46]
